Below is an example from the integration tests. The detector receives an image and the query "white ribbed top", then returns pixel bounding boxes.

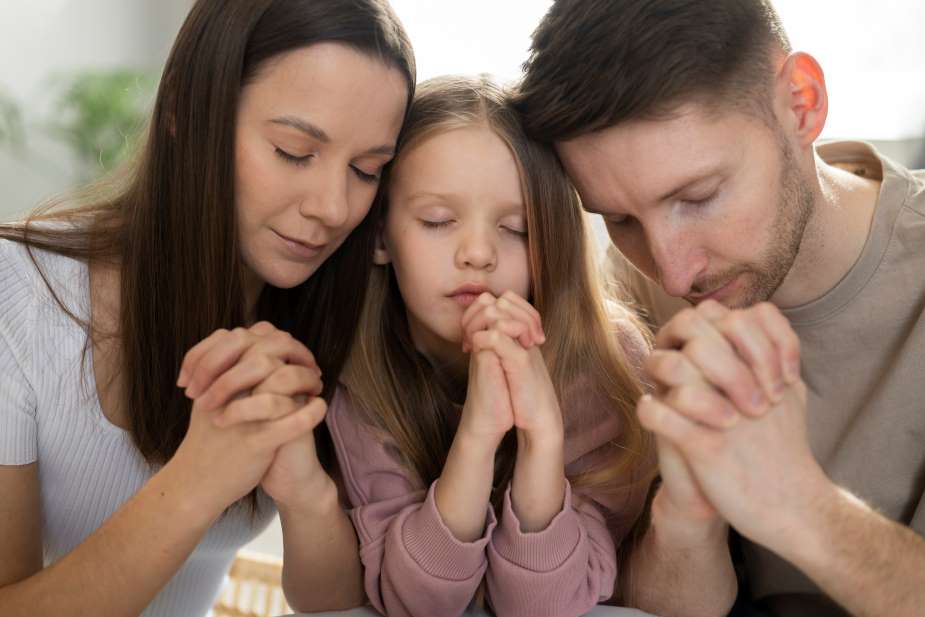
[0,238,275,617]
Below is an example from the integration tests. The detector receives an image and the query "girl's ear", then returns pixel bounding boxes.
[373,227,391,265]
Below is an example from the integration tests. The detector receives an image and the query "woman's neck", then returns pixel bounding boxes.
[242,265,265,325]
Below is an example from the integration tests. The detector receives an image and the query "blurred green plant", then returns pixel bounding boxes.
[0,88,25,152]
[48,69,157,178]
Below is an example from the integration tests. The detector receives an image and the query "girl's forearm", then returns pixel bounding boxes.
[434,431,498,541]
[510,432,565,531]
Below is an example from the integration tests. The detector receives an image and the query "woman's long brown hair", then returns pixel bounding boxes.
[343,75,651,506]
[0,0,416,490]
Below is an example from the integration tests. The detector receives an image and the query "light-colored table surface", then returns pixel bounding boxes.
[284,606,658,617]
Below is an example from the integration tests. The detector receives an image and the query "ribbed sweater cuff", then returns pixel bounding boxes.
[491,480,581,572]
[401,480,496,580]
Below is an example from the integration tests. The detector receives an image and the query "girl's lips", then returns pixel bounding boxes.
[447,284,491,307]
[450,292,481,307]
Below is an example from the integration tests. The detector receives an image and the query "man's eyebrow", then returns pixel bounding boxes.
[269,116,395,157]
[655,167,724,203]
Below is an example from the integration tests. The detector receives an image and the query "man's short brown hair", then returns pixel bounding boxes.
[513,0,792,142]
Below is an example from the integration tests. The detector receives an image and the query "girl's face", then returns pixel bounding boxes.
[379,125,531,365]
[234,42,407,299]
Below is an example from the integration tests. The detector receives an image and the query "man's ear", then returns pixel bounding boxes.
[774,52,828,147]
[373,227,391,265]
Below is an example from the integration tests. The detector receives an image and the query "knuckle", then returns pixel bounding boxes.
[696,299,719,315]
[723,310,748,332]
[254,354,276,374]
[756,302,778,320]
[682,336,710,359]
[674,308,695,329]
[671,385,699,410]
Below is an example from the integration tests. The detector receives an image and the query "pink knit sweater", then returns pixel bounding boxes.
[327,325,653,617]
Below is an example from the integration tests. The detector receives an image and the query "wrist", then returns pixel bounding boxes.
[769,474,846,568]
[156,459,225,529]
[455,426,504,459]
[516,424,564,455]
[275,475,340,518]
[649,486,728,550]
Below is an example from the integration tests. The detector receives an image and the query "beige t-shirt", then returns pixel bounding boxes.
[605,141,925,616]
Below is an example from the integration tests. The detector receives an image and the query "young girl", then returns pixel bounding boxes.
[0,1,413,615]
[329,75,656,617]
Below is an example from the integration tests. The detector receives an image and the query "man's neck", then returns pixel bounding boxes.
[770,152,882,309]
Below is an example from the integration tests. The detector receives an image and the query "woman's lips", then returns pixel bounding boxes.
[274,230,326,259]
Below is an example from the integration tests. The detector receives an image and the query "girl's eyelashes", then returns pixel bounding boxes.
[502,225,528,237]
[274,147,313,166]
[420,219,453,229]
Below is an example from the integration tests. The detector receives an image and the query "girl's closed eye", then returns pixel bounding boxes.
[421,218,454,229]
[418,206,456,229]
[500,215,528,237]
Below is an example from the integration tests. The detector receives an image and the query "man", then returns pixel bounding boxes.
[514,1,925,616]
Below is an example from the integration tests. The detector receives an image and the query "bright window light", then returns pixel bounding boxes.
[390,0,925,140]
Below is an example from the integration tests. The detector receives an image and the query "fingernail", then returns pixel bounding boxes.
[176,372,187,387]
[752,391,766,412]
[787,360,800,382]
[767,381,784,402]
[723,408,740,427]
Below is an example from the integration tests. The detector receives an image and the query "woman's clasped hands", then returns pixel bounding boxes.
[171,322,331,515]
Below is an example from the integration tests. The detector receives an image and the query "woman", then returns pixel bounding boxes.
[0,1,414,615]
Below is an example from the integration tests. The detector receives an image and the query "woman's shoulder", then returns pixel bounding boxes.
[0,230,89,315]
[0,237,41,312]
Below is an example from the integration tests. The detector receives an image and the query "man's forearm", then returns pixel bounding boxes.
[622,501,736,617]
[772,481,925,617]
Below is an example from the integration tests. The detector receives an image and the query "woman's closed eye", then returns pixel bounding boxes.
[351,165,381,183]
[274,147,313,167]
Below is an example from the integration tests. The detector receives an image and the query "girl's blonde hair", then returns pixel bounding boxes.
[343,74,651,504]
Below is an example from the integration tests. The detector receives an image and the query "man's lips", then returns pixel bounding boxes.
[686,275,739,304]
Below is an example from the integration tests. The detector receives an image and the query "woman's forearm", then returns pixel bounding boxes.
[279,478,366,612]
[0,460,219,617]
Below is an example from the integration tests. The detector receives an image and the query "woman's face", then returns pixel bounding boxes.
[234,42,407,297]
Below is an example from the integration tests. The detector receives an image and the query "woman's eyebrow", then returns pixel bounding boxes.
[269,115,395,157]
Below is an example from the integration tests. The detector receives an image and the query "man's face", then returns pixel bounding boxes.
[556,104,815,309]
